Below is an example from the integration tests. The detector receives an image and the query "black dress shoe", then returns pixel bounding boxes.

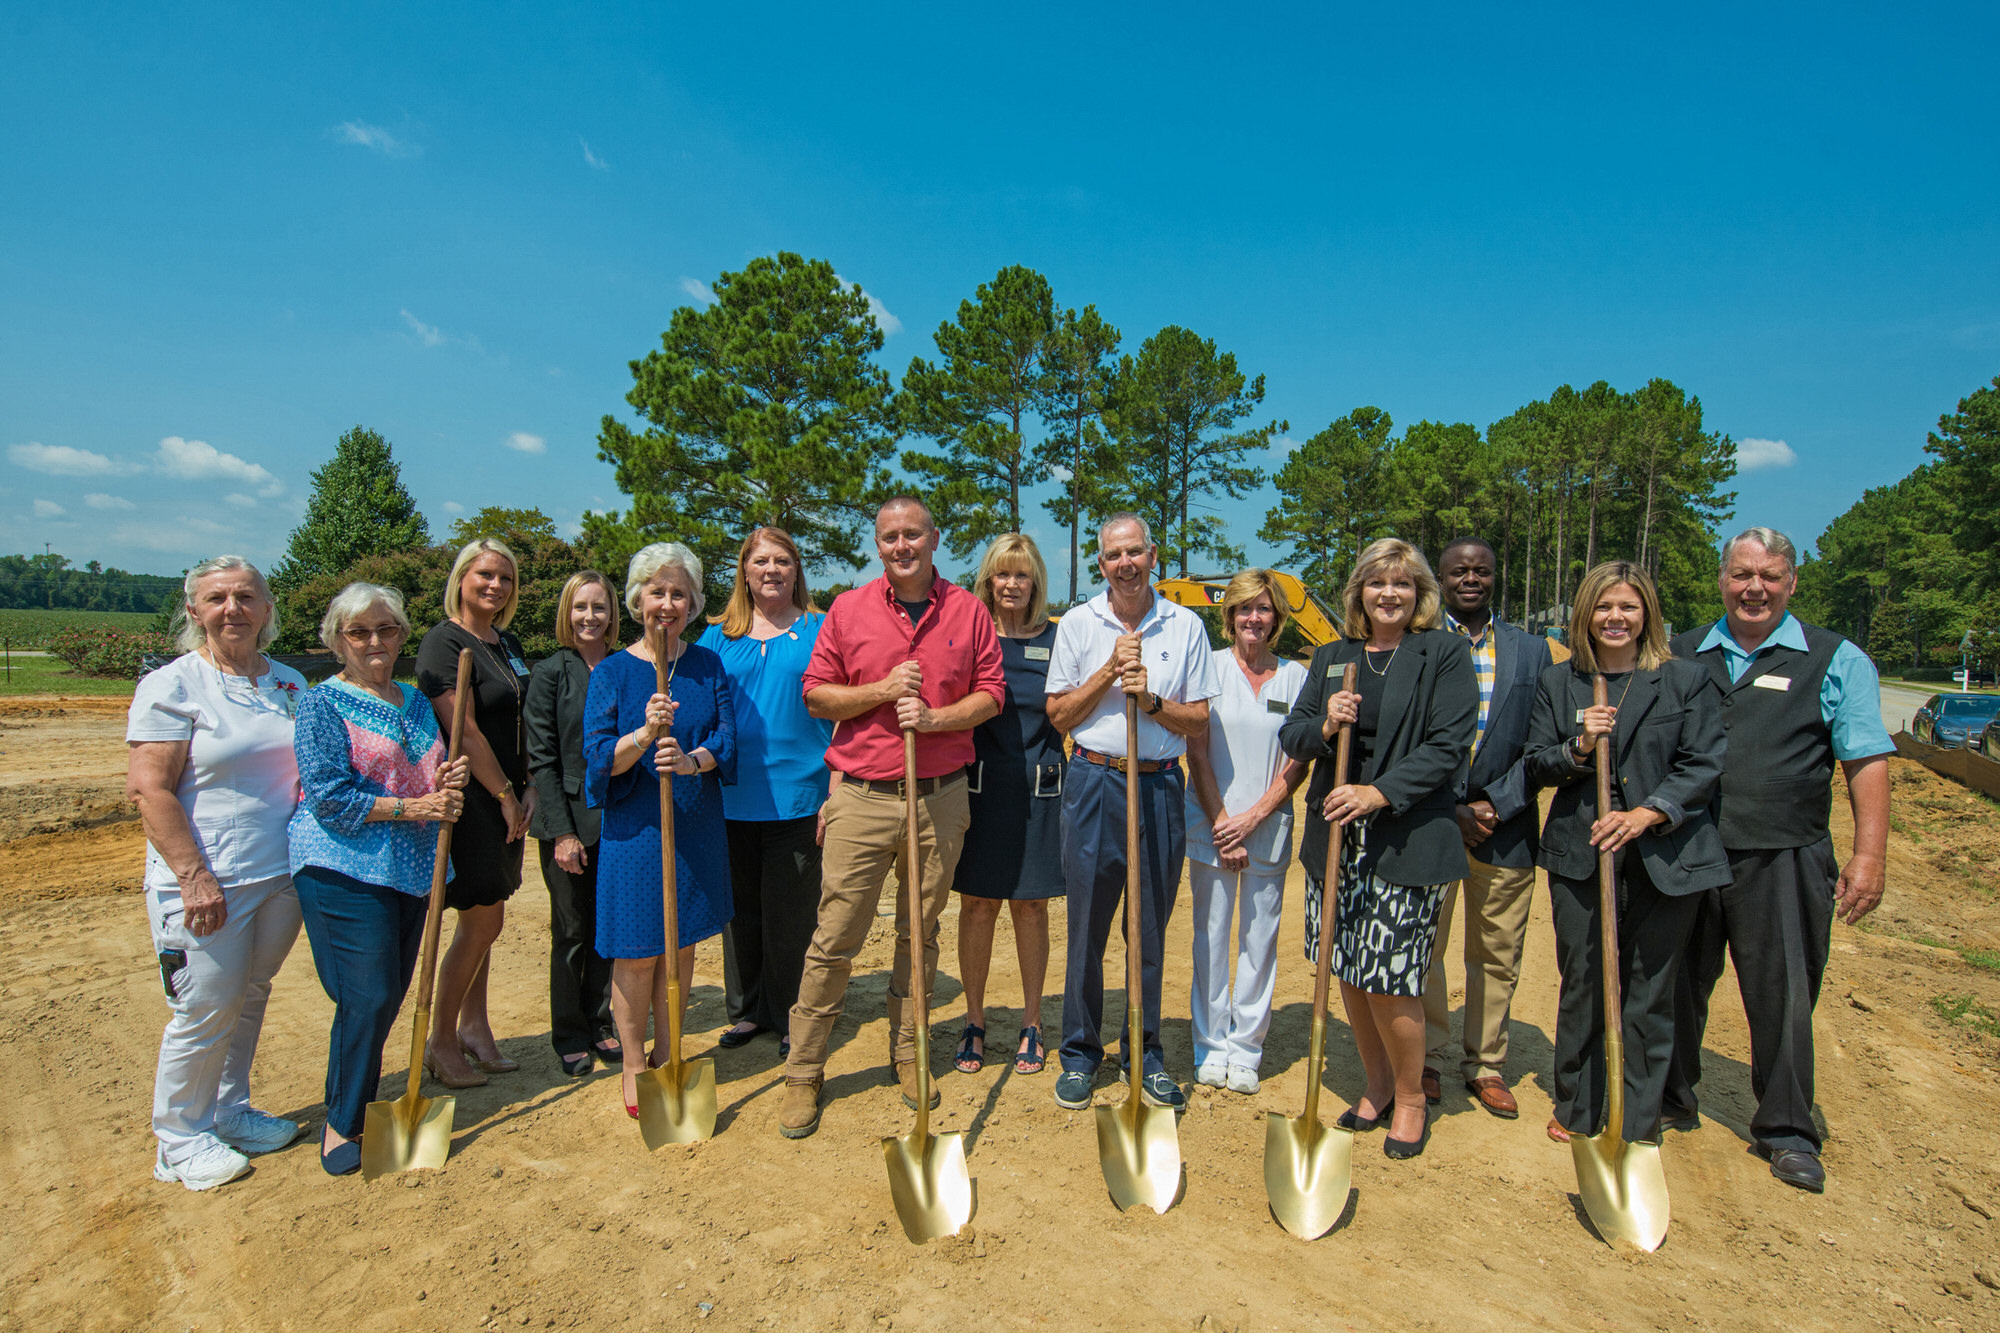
[1384,1115,1431,1160]
[1336,1104,1388,1132]
[1760,1145,1825,1193]
[717,1024,767,1049]
[1660,1109,1700,1133]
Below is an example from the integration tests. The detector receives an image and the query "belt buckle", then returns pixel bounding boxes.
[1110,754,1129,774]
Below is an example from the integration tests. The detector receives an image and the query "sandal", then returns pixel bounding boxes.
[953,1025,985,1074]
[1547,1116,1572,1144]
[1014,1026,1045,1075]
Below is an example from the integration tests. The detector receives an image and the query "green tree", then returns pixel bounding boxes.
[272,426,430,595]
[1109,326,1284,576]
[1925,375,2000,594]
[1258,407,1394,595]
[447,506,559,548]
[898,265,1054,559]
[594,252,898,600]
[1383,419,1493,561]
[1033,303,1121,604]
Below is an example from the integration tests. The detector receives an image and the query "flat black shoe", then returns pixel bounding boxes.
[1661,1109,1700,1133]
[716,1024,766,1049]
[560,1051,594,1078]
[1336,1105,1388,1132]
[1758,1145,1825,1193]
[320,1140,362,1177]
[1384,1113,1432,1160]
[593,1038,623,1065]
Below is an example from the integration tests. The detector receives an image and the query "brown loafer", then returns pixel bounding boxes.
[1466,1076,1519,1119]
[1420,1067,1442,1105]
[896,1060,941,1111]
[779,1077,823,1139]
[1546,1116,1571,1143]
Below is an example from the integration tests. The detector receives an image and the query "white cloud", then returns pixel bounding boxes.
[836,274,901,335]
[581,138,609,171]
[1738,437,1797,471]
[223,493,258,508]
[443,500,465,514]
[83,492,136,510]
[153,436,285,496]
[332,120,419,159]
[679,277,717,306]
[504,432,547,455]
[400,308,446,347]
[9,441,128,476]
[33,498,66,518]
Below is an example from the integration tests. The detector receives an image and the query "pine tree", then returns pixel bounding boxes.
[272,426,430,594]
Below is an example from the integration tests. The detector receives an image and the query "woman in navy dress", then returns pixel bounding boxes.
[583,542,736,1117]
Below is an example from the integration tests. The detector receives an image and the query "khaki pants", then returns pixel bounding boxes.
[784,776,970,1081]
[1422,857,1537,1082]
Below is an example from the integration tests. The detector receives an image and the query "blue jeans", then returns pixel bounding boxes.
[1058,758,1185,1076]
[295,866,428,1139]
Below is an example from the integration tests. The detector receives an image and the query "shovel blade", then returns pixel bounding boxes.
[359,1091,456,1181]
[1573,1130,1670,1252]
[1095,1101,1182,1214]
[881,1128,974,1243]
[638,1058,718,1148]
[1263,1113,1354,1240]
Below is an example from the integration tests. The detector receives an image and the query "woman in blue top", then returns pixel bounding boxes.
[584,543,737,1117]
[696,527,832,1058]
[289,584,469,1175]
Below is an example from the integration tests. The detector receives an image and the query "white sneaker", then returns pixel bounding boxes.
[1195,1061,1228,1088]
[154,1141,252,1191]
[216,1107,304,1155]
[1226,1066,1261,1095]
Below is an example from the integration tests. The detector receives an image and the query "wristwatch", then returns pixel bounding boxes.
[1144,691,1165,716]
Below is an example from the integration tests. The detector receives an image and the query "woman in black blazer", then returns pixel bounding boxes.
[525,571,624,1077]
[1524,561,1728,1146]
[1281,538,1477,1158]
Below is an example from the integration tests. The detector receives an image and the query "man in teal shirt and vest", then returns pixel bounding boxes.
[1665,527,1891,1193]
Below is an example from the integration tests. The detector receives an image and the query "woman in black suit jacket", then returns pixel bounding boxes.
[1524,561,1728,1146]
[1281,538,1477,1158]
[525,571,623,1077]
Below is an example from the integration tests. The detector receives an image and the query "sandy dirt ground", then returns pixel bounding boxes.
[3,695,1999,1333]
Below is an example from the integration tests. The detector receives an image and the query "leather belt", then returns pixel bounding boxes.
[839,768,968,798]
[1073,747,1179,774]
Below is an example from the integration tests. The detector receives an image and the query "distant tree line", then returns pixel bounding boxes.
[0,553,180,612]
[1796,375,2000,672]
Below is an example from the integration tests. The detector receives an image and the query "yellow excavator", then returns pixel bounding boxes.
[1156,571,1571,662]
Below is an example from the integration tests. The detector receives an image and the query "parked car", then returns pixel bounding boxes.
[1981,716,2000,763]
[1912,692,2000,748]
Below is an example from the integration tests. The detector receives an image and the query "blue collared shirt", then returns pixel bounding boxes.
[1695,613,1894,761]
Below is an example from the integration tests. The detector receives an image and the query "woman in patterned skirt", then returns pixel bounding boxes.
[1280,538,1477,1159]
[583,542,736,1118]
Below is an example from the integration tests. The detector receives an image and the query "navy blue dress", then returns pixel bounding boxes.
[583,645,736,958]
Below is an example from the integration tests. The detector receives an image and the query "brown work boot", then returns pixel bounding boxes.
[896,1061,941,1111]
[778,1077,823,1140]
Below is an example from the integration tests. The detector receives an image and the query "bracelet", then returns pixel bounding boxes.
[392,798,405,820]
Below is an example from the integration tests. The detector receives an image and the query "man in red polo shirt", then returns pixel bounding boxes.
[778,497,1005,1139]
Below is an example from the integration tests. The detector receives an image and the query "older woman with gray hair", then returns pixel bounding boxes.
[583,542,736,1117]
[127,555,309,1190]
[288,583,470,1174]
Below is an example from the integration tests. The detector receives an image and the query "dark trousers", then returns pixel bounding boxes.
[539,838,614,1058]
[1059,759,1185,1077]
[294,867,427,1140]
[720,816,822,1036]
[1550,857,1700,1143]
[1666,837,1837,1155]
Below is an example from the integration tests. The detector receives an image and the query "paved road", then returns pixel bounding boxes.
[1879,682,1936,736]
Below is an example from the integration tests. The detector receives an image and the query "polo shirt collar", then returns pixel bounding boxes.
[1089,586,1163,632]
[1699,611,1807,657]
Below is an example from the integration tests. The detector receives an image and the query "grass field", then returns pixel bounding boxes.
[0,607,159,650]
[0,653,138,697]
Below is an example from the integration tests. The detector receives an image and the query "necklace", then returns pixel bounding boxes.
[1364,642,1399,676]
[460,619,525,760]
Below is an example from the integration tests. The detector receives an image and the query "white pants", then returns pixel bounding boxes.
[147,874,301,1163]
[1189,860,1286,1071]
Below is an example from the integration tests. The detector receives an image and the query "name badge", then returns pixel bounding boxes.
[1023,645,1051,661]
[1575,708,1588,722]
[1752,675,1791,691]
[1267,698,1289,716]
[507,655,530,677]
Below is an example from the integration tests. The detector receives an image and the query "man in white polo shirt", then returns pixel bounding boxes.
[1046,513,1221,1111]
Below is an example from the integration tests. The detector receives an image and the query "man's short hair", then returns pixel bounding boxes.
[1439,535,1496,564]
[1719,526,1797,574]
[876,495,935,530]
[1097,512,1154,552]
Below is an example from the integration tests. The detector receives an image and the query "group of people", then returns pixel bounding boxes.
[129,501,1887,1201]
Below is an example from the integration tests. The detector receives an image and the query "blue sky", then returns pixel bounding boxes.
[4,3,1997,590]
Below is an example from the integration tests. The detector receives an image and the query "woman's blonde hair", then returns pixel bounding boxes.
[174,555,279,653]
[972,533,1049,633]
[709,527,817,638]
[554,570,621,650]
[442,538,520,628]
[1219,567,1290,640]
[1341,538,1441,638]
[1567,561,1672,674]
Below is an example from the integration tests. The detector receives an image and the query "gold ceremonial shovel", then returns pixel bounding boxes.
[362,649,473,1180]
[1571,672,1671,1251]
[1095,696,1182,1214]
[1265,661,1357,1239]
[883,728,974,1242]
[636,628,717,1148]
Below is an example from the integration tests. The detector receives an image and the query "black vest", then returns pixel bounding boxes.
[1670,619,1844,851]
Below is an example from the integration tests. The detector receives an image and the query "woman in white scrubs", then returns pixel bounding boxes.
[1185,569,1309,1093]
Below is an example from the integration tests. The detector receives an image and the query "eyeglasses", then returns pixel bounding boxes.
[341,625,406,644]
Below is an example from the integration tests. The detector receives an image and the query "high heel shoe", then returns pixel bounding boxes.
[622,1072,640,1119]
[460,1041,519,1074]
[423,1043,489,1089]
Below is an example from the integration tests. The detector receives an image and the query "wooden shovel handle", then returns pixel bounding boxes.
[406,648,474,1102]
